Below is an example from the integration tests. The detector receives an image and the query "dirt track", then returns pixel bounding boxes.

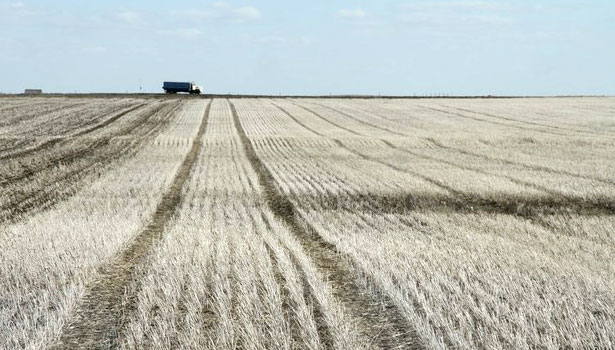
[229,100,421,349]
[51,102,211,349]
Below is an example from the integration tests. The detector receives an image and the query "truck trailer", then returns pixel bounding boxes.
[162,82,202,94]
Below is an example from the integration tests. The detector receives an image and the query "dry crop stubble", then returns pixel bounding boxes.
[231,97,615,348]
[53,100,209,349]
[118,99,367,349]
[0,100,183,224]
[0,99,207,349]
[0,95,613,349]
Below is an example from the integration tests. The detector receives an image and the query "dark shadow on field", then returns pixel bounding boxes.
[295,192,615,218]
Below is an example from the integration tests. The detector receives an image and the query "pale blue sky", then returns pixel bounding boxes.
[1,1,613,95]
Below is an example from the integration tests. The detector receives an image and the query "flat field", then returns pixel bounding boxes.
[0,96,613,349]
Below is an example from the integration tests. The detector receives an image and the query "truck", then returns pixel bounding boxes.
[162,81,202,94]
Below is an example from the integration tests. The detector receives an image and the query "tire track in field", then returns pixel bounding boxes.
[269,101,325,137]
[288,101,364,136]
[230,126,542,349]
[26,102,140,138]
[0,103,181,223]
[327,102,421,131]
[258,211,325,349]
[168,208,216,349]
[261,242,302,347]
[307,101,410,137]
[26,103,123,136]
[246,113,431,218]
[0,102,150,162]
[381,140,569,199]
[0,101,89,127]
[0,139,124,223]
[335,139,615,217]
[52,101,211,350]
[449,106,602,136]
[334,139,463,196]
[251,110,452,229]
[0,138,29,156]
[426,138,615,186]
[0,99,44,114]
[4,101,175,184]
[229,100,420,350]
[420,105,568,136]
[72,103,147,136]
[0,102,155,184]
[259,105,615,217]
[0,139,108,186]
[0,138,62,161]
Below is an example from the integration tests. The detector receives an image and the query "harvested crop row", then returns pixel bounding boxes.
[231,99,419,349]
[0,100,207,349]
[238,99,615,348]
[1,96,614,349]
[0,98,87,128]
[53,100,210,349]
[117,99,367,349]
[0,100,183,223]
[0,98,137,137]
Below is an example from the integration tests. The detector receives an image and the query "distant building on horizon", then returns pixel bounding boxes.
[24,89,43,95]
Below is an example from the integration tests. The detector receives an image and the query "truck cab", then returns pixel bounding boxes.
[189,83,202,94]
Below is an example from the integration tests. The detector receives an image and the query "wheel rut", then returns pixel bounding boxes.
[73,103,147,136]
[0,139,120,223]
[420,105,566,136]
[0,102,156,175]
[0,102,145,161]
[426,137,615,186]
[269,101,325,137]
[52,101,211,350]
[381,139,568,198]
[0,101,89,128]
[258,211,326,349]
[0,138,61,161]
[334,139,463,196]
[448,106,601,136]
[0,138,108,186]
[288,101,364,136]
[308,101,409,137]
[229,100,421,350]
[0,102,182,224]
[335,139,615,217]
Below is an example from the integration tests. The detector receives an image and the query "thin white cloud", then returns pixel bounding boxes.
[232,6,261,22]
[338,9,366,19]
[117,11,140,24]
[398,1,514,28]
[171,9,214,20]
[399,13,511,26]
[299,36,313,45]
[0,1,34,21]
[253,35,313,46]
[401,1,506,11]
[212,2,229,9]
[83,46,106,54]
[256,36,288,44]
[159,28,203,39]
[172,4,261,23]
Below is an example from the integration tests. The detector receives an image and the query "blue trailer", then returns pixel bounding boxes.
[163,81,202,94]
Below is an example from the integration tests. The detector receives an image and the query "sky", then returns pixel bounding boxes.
[1,1,614,95]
